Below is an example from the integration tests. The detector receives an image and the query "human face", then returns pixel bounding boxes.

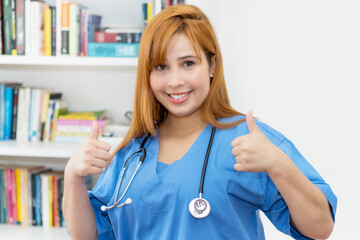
[150,33,213,119]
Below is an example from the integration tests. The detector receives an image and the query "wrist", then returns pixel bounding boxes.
[266,148,290,179]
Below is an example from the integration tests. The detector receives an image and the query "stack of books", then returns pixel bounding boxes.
[0,0,141,57]
[53,109,110,143]
[0,82,68,142]
[0,165,66,227]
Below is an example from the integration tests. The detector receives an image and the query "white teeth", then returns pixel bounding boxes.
[170,92,190,99]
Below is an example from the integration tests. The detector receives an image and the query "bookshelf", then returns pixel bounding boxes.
[0,0,146,234]
[0,137,123,158]
[0,224,70,240]
[0,55,138,67]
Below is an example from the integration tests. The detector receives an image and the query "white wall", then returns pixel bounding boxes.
[199,0,359,239]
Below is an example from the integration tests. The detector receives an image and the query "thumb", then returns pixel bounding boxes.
[90,121,100,139]
[246,110,259,133]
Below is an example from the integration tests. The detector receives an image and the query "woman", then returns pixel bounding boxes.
[63,5,336,240]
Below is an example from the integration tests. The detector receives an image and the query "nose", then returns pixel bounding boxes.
[167,68,184,88]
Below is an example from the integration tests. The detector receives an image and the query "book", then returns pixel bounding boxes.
[28,88,43,142]
[15,0,25,55]
[11,87,19,139]
[4,86,14,140]
[87,42,139,57]
[69,3,80,56]
[79,6,88,56]
[61,1,70,55]
[10,0,16,55]
[58,109,106,120]
[50,6,56,56]
[16,86,31,142]
[87,14,102,43]
[95,30,141,43]
[44,4,52,56]
[40,91,62,142]
[30,0,45,56]
[0,82,22,140]
[24,0,31,56]
[49,100,68,141]
[0,0,3,54]
[3,0,12,54]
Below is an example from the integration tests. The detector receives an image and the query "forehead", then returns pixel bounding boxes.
[166,33,200,57]
[151,31,202,66]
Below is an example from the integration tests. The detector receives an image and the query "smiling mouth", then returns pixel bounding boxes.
[168,91,192,99]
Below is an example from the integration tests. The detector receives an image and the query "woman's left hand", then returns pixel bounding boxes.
[231,111,285,173]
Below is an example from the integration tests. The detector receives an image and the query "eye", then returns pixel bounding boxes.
[184,61,195,68]
[155,64,167,71]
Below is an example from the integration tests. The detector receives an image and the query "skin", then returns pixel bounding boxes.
[62,32,334,239]
[231,110,334,239]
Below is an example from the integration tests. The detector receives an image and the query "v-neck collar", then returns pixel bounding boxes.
[137,124,213,213]
[139,124,212,183]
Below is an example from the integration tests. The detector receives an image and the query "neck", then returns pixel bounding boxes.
[159,112,207,138]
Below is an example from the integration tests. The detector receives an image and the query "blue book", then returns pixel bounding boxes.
[35,174,42,225]
[87,43,139,57]
[87,14,102,43]
[0,84,5,140]
[4,87,14,140]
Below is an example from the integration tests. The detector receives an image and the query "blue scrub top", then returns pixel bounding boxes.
[88,116,337,240]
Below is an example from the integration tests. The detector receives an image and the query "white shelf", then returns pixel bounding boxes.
[0,224,70,240]
[0,55,138,67]
[0,137,123,158]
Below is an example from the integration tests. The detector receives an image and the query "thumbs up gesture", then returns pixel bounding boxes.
[231,111,282,173]
[65,121,112,178]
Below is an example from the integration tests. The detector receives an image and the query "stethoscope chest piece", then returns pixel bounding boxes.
[189,197,211,219]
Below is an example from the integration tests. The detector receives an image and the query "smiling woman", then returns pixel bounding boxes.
[62,4,337,240]
[149,33,213,118]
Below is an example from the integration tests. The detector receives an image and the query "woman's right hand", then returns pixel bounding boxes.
[65,121,112,179]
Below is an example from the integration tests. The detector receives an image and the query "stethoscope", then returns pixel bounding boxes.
[101,126,216,219]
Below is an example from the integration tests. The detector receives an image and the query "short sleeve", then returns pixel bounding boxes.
[261,138,337,240]
[87,151,124,240]
[88,191,116,240]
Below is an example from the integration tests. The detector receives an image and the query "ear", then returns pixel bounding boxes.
[210,55,216,75]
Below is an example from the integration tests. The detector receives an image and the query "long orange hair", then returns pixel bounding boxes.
[111,4,245,159]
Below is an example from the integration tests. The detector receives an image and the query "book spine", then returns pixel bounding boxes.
[0,169,5,223]
[15,0,25,55]
[50,6,56,56]
[44,5,52,56]
[41,174,49,227]
[4,87,14,140]
[10,0,16,55]
[15,169,21,224]
[5,169,14,224]
[30,1,45,56]
[11,87,18,139]
[95,32,141,43]
[142,3,147,29]
[69,3,79,56]
[147,2,152,23]
[34,174,41,225]
[61,2,70,55]
[0,84,5,140]
[0,0,3,54]
[55,0,61,56]
[79,7,88,56]
[11,169,17,224]
[24,0,30,56]
[48,175,52,227]
[87,14,102,43]
[3,0,12,54]
[87,42,139,58]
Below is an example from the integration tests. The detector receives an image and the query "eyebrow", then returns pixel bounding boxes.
[177,55,198,61]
